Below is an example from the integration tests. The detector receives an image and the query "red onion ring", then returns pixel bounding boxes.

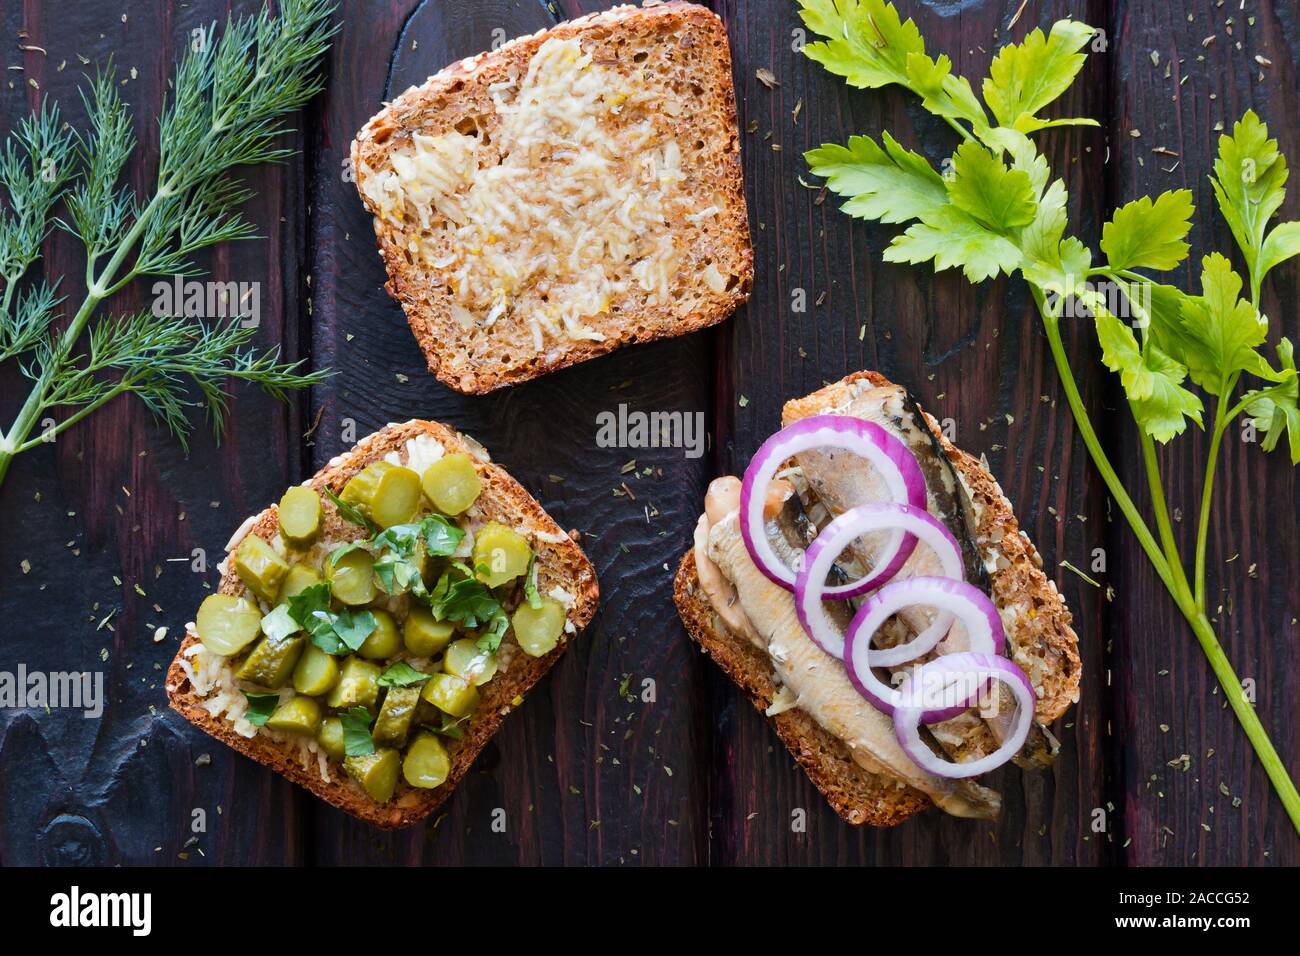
[794,503,963,659]
[739,415,927,595]
[842,576,1006,721]
[892,652,1036,779]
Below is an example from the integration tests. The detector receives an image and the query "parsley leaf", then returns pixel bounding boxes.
[799,0,924,90]
[885,204,1023,282]
[945,140,1038,231]
[1095,309,1203,441]
[287,582,375,655]
[982,20,1097,132]
[1210,110,1287,276]
[323,487,377,536]
[476,611,511,655]
[806,133,947,226]
[379,661,431,687]
[1175,253,1273,394]
[523,553,543,610]
[904,52,988,129]
[1130,346,1206,443]
[1258,221,1300,286]
[242,692,280,727]
[368,515,464,595]
[373,551,424,596]
[330,608,378,652]
[419,514,465,556]
[1245,338,1300,464]
[339,706,375,757]
[1100,191,1195,272]
[427,566,505,629]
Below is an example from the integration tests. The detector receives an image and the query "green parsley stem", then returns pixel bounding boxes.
[1036,287,1300,836]
[941,116,973,143]
[1138,429,1193,595]
[1184,600,1300,834]
[1033,286,1175,591]
[1192,387,1236,611]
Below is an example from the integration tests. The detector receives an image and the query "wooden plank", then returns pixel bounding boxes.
[305,0,714,864]
[0,0,309,865]
[706,0,1115,864]
[1106,0,1299,866]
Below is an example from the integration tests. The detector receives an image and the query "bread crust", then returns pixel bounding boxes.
[673,371,1082,825]
[166,420,599,829]
[351,1,752,394]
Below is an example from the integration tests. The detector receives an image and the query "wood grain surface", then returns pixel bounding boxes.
[0,0,1294,866]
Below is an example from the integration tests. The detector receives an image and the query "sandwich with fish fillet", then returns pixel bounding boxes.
[674,371,1081,824]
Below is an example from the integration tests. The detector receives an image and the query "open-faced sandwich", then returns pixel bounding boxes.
[351,1,752,393]
[166,420,598,828]
[674,371,1081,824]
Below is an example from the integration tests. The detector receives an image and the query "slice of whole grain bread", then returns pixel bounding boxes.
[351,1,752,394]
[166,420,599,829]
[672,371,1081,826]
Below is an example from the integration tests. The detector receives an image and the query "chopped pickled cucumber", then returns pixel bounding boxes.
[358,609,402,660]
[471,522,531,587]
[280,563,323,600]
[195,594,264,656]
[233,535,290,604]
[421,454,482,515]
[511,597,566,657]
[325,656,381,710]
[403,606,455,657]
[235,632,306,688]
[344,748,400,803]
[420,672,479,718]
[292,644,340,696]
[326,547,376,606]
[317,717,345,760]
[402,733,451,789]
[265,695,322,735]
[278,486,323,548]
[443,638,497,686]
[341,461,422,529]
[373,685,420,747]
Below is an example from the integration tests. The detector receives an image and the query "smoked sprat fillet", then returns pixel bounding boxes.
[674,371,1081,826]
[351,1,752,394]
[166,420,599,829]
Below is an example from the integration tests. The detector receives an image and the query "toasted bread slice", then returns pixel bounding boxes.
[673,371,1081,826]
[351,1,752,394]
[166,420,599,829]
[674,550,931,826]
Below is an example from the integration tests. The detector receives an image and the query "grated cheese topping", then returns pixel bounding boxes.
[361,35,705,349]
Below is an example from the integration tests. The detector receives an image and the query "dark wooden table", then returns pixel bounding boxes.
[1,0,1295,866]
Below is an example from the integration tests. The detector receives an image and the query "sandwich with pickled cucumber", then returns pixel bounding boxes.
[166,420,598,828]
[674,371,1081,825]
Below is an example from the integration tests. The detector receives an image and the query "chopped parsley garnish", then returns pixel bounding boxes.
[522,552,543,609]
[425,563,509,652]
[378,661,431,687]
[369,515,465,596]
[339,706,375,757]
[287,582,376,655]
[242,692,280,727]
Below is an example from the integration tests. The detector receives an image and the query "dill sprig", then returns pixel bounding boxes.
[0,0,337,486]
